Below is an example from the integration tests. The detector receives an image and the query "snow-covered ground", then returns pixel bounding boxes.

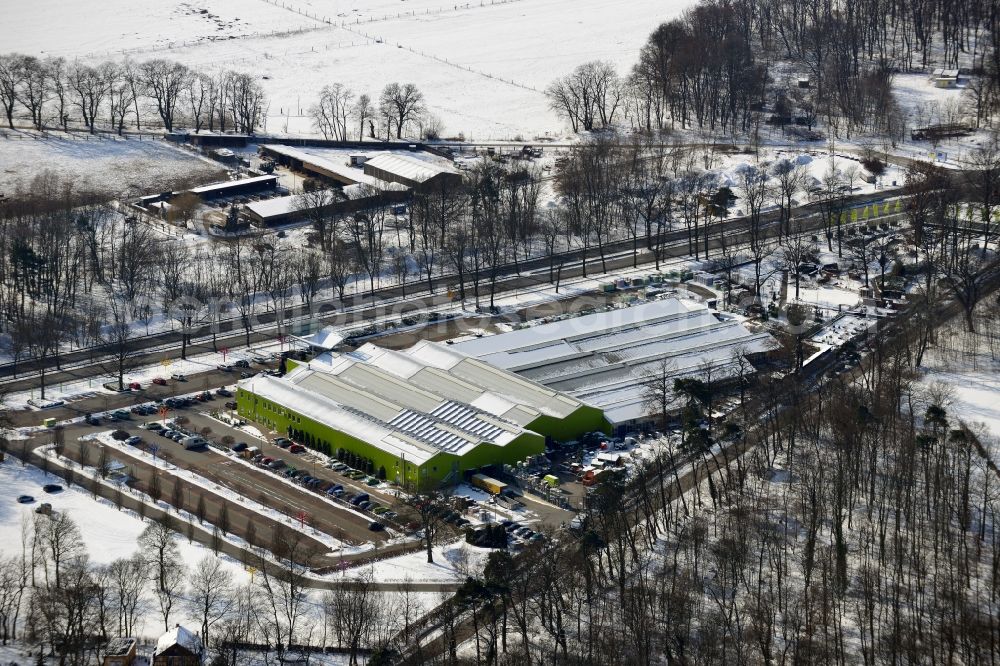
[1,0,317,56]
[330,539,494,584]
[0,132,226,196]
[0,455,250,579]
[0,0,697,139]
[919,322,1000,439]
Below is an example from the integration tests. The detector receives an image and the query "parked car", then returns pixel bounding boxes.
[289,444,305,453]
[125,436,142,446]
[350,493,370,506]
[182,437,207,450]
[274,437,292,448]
[170,373,187,382]
[217,364,233,372]
[152,377,167,386]
[251,454,264,463]
[251,355,268,364]
[239,371,254,379]
[112,410,130,421]
[233,359,250,368]
[128,382,142,391]
[383,511,398,520]
[42,484,63,493]
[268,459,286,469]
[216,388,233,397]
[85,415,101,426]
[224,401,238,410]
[16,495,34,504]
[144,422,164,431]
[367,521,385,532]
[231,441,248,453]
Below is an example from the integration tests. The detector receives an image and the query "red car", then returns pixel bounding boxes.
[128,382,142,390]
[152,377,167,386]
[261,456,274,465]
[289,444,305,453]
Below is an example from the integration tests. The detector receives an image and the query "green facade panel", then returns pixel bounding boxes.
[527,404,611,441]
[236,387,547,488]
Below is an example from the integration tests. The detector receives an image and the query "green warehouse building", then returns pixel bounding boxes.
[236,341,609,488]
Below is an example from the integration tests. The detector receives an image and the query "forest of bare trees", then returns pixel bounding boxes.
[548,0,1000,138]
[0,480,421,665]
[400,299,1000,665]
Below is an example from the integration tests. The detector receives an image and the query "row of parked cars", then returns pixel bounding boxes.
[240,448,395,531]
[141,421,209,450]
[326,461,383,487]
[500,519,545,547]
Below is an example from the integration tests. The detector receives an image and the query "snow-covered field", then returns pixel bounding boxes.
[2,0,317,56]
[0,132,225,196]
[920,320,1000,439]
[0,455,250,579]
[0,0,696,139]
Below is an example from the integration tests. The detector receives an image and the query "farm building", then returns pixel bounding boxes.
[363,153,462,191]
[236,343,607,487]
[452,298,779,431]
[186,174,277,201]
[260,144,381,186]
[242,184,408,227]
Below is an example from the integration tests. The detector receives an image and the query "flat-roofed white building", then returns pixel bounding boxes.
[451,298,779,429]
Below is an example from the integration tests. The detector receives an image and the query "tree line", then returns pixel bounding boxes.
[0,53,267,135]
[309,81,440,142]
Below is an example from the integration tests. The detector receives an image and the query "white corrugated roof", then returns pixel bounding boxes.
[241,371,438,464]
[262,144,378,185]
[240,353,531,462]
[452,299,778,424]
[363,153,458,183]
[244,194,307,219]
